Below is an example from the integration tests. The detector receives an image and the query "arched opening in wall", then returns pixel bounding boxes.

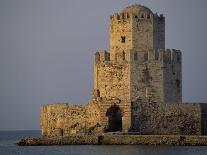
[106,105,122,132]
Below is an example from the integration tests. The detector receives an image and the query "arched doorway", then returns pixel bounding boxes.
[106,105,122,132]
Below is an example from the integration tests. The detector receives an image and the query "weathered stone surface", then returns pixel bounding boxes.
[40,102,101,137]
[17,135,207,146]
[132,101,201,135]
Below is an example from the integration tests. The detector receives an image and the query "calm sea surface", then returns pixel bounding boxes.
[0,131,207,155]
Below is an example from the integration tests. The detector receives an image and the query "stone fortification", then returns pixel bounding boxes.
[40,4,207,137]
[40,102,101,137]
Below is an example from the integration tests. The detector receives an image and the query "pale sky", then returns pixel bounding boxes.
[0,0,207,130]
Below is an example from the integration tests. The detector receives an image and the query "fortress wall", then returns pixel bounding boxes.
[131,13,154,51]
[200,103,207,135]
[132,101,201,135]
[40,102,101,137]
[153,14,165,50]
[93,97,131,132]
[130,51,164,102]
[94,51,130,102]
[130,49,181,103]
[93,52,132,131]
[163,49,182,102]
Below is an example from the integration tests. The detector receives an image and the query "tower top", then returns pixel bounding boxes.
[121,4,153,15]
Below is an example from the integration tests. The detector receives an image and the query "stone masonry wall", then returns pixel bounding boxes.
[40,4,206,137]
[40,100,203,136]
[94,51,130,102]
[130,49,181,103]
[40,102,101,137]
[132,101,201,135]
[110,4,165,55]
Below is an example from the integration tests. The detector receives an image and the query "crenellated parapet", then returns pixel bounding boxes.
[153,13,165,22]
[146,49,181,64]
[94,48,181,66]
[110,4,164,23]
[94,50,131,65]
[110,12,131,22]
[94,50,110,64]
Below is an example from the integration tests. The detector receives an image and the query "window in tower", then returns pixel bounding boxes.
[115,53,118,62]
[134,52,138,61]
[121,36,125,43]
[176,79,181,88]
[122,51,125,60]
[117,14,120,20]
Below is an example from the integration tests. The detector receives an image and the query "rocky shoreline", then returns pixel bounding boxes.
[17,134,207,146]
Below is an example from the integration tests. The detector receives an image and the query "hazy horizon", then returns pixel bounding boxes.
[0,0,207,130]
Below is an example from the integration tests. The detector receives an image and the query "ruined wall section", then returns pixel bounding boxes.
[40,102,101,137]
[132,101,201,135]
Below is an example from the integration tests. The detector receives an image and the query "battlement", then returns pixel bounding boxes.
[110,13,131,22]
[94,49,181,64]
[110,12,155,23]
[94,50,110,64]
[110,10,164,23]
[154,13,165,21]
[145,49,181,63]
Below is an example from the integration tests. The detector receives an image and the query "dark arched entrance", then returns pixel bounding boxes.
[106,105,122,132]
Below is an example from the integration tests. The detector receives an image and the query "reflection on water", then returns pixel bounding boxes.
[0,131,206,155]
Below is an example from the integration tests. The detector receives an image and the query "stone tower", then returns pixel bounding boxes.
[93,4,182,131]
[109,4,165,60]
[40,4,207,137]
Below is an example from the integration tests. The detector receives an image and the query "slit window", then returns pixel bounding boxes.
[134,53,138,61]
[121,36,125,43]
[122,51,125,60]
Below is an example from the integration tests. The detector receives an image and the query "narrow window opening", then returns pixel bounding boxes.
[115,53,118,62]
[117,14,120,20]
[176,79,180,88]
[122,51,125,61]
[134,53,138,61]
[121,36,125,43]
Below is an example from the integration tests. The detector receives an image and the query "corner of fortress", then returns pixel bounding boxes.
[40,4,207,137]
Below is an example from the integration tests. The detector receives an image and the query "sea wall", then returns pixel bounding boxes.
[18,135,207,146]
[40,100,205,136]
